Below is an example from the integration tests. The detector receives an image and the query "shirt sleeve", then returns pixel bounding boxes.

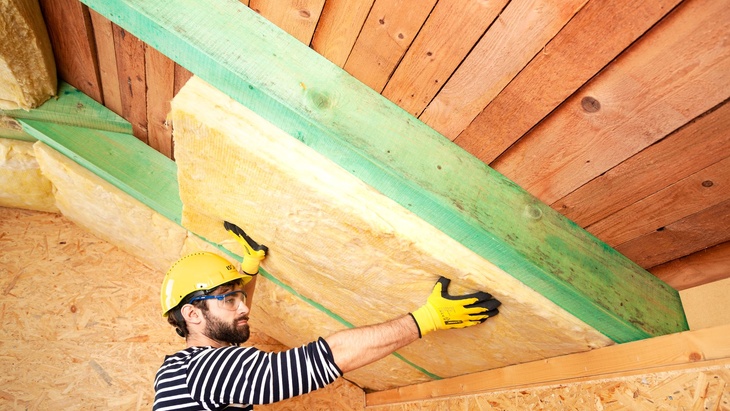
[187,338,342,409]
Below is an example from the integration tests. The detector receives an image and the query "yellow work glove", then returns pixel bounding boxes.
[224,221,268,284]
[410,277,500,337]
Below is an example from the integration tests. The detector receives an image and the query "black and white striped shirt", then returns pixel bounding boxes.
[153,337,342,410]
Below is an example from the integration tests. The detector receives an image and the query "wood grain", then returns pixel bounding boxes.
[491,0,730,204]
[650,241,730,290]
[88,10,122,116]
[381,0,508,117]
[113,25,148,143]
[310,0,374,67]
[419,0,588,138]
[344,0,435,92]
[554,101,730,227]
[616,199,730,268]
[145,46,175,158]
[249,0,325,45]
[454,0,682,162]
[38,0,102,103]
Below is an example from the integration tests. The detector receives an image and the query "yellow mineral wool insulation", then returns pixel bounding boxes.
[0,137,57,212]
[32,142,187,272]
[0,0,56,110]
[170,77,613,390]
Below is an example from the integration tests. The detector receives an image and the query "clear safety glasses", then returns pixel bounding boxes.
[189,290,247,311]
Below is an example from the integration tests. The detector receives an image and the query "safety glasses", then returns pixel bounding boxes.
[188,290,246,311]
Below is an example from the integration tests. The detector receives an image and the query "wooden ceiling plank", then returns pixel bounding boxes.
[173,64,193,96]
[650,241,730,290]
[0,82,131,135]
[249,0,325,45]
[615,199,730,269]
[38,0,102,104]
[418,0,587,139]
[491,0,730,204]
[381,0,509,117]
[366,324,730,406]
[553,101,730,227]
[79,0,688,342]
[343,0,435,93]
[453,0,683,163]
[145,46,175,159]
[88,10,123,117]
[587,156,730,247]
[310,0,374,68]
[112,25,148,144]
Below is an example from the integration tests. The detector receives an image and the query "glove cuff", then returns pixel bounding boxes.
[241,272,258,286]
[410,305,437,338]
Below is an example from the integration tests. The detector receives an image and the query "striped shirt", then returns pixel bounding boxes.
[153,337,342,410]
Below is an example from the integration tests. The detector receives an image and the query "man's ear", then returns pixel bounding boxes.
[180,304,203,326]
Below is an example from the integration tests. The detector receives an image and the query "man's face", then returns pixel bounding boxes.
[200,284,250,345]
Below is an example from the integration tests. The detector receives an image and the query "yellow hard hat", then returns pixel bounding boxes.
[160,252,243,317]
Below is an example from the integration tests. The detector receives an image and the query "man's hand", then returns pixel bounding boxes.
[410,277,500,337]
[224,221,268,281]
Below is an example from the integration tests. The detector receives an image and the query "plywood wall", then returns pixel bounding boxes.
[0,206,364,409]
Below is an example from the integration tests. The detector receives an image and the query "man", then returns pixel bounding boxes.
[154,223,500,410]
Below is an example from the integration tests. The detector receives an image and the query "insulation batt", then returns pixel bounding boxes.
[32,142,188,272]
[0,0,56,110]
[0,138,57,212]
[170,77,613,391]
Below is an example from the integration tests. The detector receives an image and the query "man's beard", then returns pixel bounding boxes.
[202,310,250,345]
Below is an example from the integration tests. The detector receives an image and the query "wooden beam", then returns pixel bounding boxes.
[79,0,687,342]
[0,82,132,135]
[18,118,181,225]
[366,325,730,406]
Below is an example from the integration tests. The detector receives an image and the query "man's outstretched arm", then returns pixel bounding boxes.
[325,277,501,373]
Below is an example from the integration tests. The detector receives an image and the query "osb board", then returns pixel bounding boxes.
[0,138,57,212]
[365,363,730,410]
[0,0,56,110]
[170,76,613,391]
[0,207,364,410]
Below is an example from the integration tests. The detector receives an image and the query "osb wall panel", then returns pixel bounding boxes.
[367,364,730,411]
[0,207,364,410]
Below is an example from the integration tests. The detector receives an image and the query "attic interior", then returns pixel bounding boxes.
[1,0,728,409]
